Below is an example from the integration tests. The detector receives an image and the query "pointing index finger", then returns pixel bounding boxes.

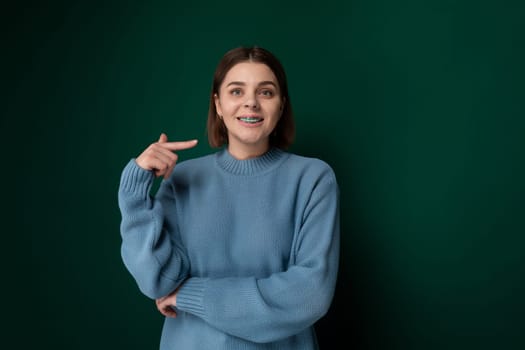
[161,139,198,151]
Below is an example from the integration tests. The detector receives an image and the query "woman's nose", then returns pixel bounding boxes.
[244,94,259,109]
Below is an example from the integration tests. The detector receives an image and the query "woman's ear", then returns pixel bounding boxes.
[214,93,222,117]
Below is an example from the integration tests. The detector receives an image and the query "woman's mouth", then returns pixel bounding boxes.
[237,116,264,124]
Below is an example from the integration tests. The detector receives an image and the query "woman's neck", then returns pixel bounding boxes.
[227,142,270,160]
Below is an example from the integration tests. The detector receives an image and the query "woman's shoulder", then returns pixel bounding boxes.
[283,151,338,183]
[286,152,335,172]
[165,152,217,184]
[177,152,216,169]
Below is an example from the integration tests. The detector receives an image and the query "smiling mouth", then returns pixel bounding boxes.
[237,116,264,124]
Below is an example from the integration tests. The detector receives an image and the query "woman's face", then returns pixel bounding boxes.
[215,62,283,159]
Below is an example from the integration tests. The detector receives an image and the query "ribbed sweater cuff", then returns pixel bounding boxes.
[119,159,155,198]
[176,277,208,318]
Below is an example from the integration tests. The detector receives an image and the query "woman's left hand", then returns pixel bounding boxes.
[155,290,178,318]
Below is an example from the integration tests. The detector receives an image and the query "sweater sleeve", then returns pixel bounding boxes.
[175,169,340,343]
[117,159,190,299]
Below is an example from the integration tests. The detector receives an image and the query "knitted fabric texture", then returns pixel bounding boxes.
[118,148,340,349]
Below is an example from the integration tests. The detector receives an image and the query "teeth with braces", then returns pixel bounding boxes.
[238,117,262,123]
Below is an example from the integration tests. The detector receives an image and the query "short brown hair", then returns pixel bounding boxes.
[207,46,295,149]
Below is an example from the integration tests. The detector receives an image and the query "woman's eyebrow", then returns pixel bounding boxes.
[226,81,245,87]
[225,81,277,87]
[258,81,277,87]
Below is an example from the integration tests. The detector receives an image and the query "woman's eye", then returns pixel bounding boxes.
[260,90,274,97]
[231,89,242,96]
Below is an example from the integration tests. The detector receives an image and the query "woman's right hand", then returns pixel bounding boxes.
[136,133,198,179]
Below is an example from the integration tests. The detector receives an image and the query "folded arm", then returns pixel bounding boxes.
[175,172,340,343]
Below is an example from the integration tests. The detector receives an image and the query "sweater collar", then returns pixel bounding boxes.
[216,147,287,176]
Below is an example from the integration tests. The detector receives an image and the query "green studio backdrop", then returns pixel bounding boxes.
[3,1,524,349]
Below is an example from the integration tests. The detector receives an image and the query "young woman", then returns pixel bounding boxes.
[118,46,340,349]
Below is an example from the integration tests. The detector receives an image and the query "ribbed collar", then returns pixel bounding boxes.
[215,147,288,176]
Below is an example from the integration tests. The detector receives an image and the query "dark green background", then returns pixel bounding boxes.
[4,1,524,349]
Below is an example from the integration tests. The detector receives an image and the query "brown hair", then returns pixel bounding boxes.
[207,46,295,149]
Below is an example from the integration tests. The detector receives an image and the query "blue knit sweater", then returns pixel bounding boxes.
[118,147,340,349]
